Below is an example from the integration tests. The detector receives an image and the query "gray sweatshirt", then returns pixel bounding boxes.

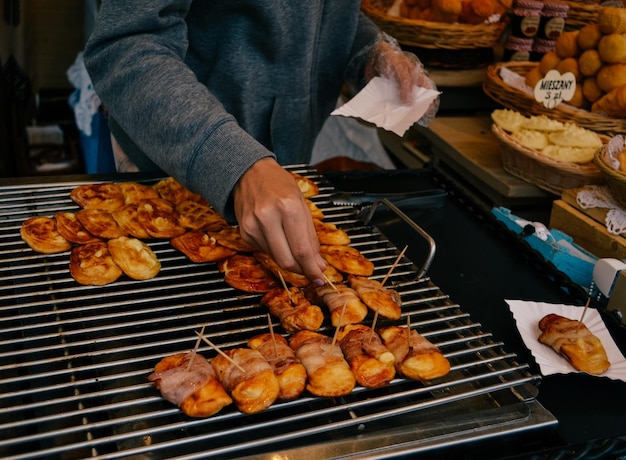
[84,0,380,220]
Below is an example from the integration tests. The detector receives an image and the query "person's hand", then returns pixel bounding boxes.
[364,33,439,126]
[232,157,326,285]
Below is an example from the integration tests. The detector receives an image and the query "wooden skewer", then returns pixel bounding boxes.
[195,331,245,373]
[371,308,380,335]
[406,315,411,348]
[577,297,591,332]
[323,272,339,291]
[331,301,348,348]
[186,324,206,371]
[267,313,278,357]
[381,245,408,287]
[277,271,294,305]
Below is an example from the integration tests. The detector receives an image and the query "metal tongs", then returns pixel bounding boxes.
[331,188,447,210]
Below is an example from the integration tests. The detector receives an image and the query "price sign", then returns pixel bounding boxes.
[533,69,576,109]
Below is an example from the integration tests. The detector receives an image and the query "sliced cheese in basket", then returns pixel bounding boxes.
[512,128,550,151]
[522,115,567,132]
[542,145,598,164]
[548,124,603,148]
[491,108,528,133]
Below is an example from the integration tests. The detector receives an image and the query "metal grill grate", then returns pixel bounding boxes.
[0,167,552,459]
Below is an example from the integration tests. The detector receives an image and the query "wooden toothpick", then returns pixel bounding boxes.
[577,297,591,332]
[381,245,408,287]
[331,301,348,348]
[371,308,380,335]
[406,315,411,348]
[186,324,206,372]
[323,272,339,291]
[185,324,206,372]
[195,331,245,373]
[267,313,278,357]
[277,271,294,305]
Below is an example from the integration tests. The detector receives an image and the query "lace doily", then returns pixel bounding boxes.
[577,185,626,235]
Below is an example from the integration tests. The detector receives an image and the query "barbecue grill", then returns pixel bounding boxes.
[0,166,557,459]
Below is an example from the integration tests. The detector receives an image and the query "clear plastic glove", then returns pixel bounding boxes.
[232,157,326,285]
[364,33,439,127]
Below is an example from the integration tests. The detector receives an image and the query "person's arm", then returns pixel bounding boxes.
[85,1,325,282]
[84,0,271,220]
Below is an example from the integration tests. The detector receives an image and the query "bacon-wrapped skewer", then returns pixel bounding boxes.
[289,330,356,397]
[348,275,401,320]
[148,351,232,417]
[315,283,368,327]
[210,348,280,414]
[337,324,396,388]
[538,313,610,375]
[261,287,324,332]
[379,326,450,381]
[248,333,307,401]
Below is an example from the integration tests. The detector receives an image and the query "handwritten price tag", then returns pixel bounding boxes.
[533,70,576,109]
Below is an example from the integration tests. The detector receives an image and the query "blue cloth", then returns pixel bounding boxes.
[79,112,116,174]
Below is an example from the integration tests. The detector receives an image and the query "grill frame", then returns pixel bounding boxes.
[0,167,555,459]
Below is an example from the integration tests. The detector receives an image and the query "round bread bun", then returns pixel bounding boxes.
[582,77,604,103]
[117,181,160,204]
[107,236,161,280]
[557,57,581,82]
[21,216,72,254]
[54,212,101,245]
[70,183,125,212]
[539,51,561,75]
[76,208,128,240]
[69,241,122,286]
[578,23,603,50]
[136,198,186,239]
[578,49,603,77]
[555,30,581,59]
[598,33,626,64]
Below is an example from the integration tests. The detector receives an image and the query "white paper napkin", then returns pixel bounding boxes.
[506,300,626,381]
[331,77,441,136]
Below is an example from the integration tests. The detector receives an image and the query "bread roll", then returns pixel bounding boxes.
[555,30,581,59]
[21,216,72,254]
[592,84,626,117]
[577,23,603,50]
[598,33,626,64]
[578,49,603,77]
[107,236,161,280]
[598,7,626,35]
[582,77,604,103]
[596,64,626,92]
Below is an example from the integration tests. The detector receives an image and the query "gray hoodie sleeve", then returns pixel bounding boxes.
[83,0,274,221]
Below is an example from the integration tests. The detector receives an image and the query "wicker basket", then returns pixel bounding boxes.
[594,140,626,207]
[562,0,601,30]
[492,124,605,195]
[483,61,626,136]
[361,0,508,49]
